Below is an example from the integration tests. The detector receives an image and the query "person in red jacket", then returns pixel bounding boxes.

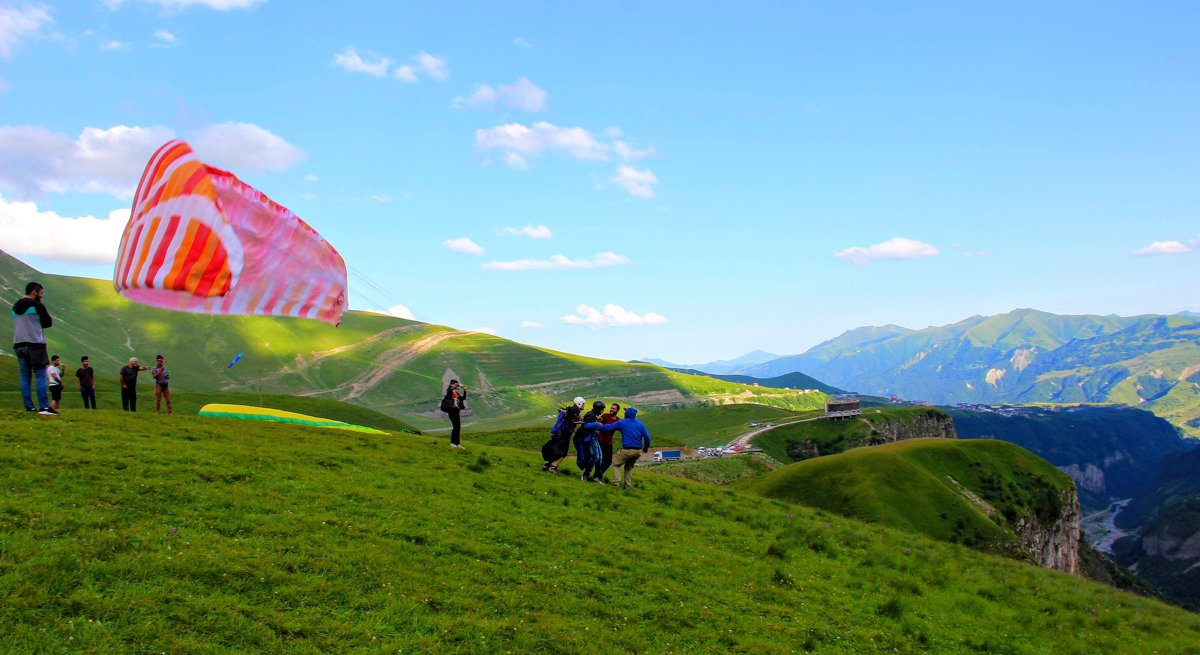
[593,402,621,483]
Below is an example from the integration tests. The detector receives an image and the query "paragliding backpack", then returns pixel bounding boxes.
[550,408,570,438]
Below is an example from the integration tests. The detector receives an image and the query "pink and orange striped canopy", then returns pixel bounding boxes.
[114,140,347,326]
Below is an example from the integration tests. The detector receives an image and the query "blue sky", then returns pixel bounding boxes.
[1,0,1197,364]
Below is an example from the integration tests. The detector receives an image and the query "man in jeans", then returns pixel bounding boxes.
[11,282,55,415]
[587,407,651,489]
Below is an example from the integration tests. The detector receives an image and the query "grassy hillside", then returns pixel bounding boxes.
[753,407,956,463]
[950,405,1193,510]
[2,410,1198,653]
[670,369,847,395]
[748,439,1075,555]
[0,250,825,429]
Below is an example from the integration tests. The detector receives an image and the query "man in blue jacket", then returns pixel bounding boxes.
[586,407,650,489]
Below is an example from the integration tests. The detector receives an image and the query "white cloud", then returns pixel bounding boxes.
[101,39,130,50]
[502,224,551,240]
[302,173,318,182]
[1132,240,1193,256]
[475,121,609,164]
[153,29,176,44]
[0,122,303,199]
[454,77,547,112]
[475,122,654,188]
[445,237,485,255]
[0,195,128,264]
[189,122,304,172]
[0,3,52,58]
[142,0,264,9]
[834,237,941,265]
[512,36,533,49]
[368,193,391,203]
[391,65,416,82]
[504,152,528,170]
[520,320,543,328]
[415,51,448,80]
[333,46,391,77]
[387,303,414,320]
[0,124,173,198]
[482,252,629,271]
[335,47,447,83]
[471,327,499,335]
[611,166,658,199]
[561,304,669,327]
[0,75,10,93]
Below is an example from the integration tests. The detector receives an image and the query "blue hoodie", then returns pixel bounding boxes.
[585,407,651,451]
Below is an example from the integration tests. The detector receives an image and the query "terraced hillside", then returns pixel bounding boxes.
[0,250,824,430]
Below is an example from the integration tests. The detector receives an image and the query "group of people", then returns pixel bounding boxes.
[12,281,173,415]
[539,396,652,489]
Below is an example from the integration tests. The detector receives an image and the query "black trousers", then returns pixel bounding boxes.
[595,443,614,480]
[448,409,461,445]
[81,387,96,409]
[121,387,137,411]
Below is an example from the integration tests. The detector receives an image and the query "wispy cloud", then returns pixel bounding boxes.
[302,173,319,182]
[471,327,499,335]
[153,28,176,44]
[611,166,658,199]
[834,237,940,265]
[512,36,533,49]
[0,195,128,264]
[332,46,391,77]
[0,122,303,199]
[482,252,629,271]
[476,122,608,162]
[1132,240,1194,256]
[445,237,485,255]
[520,320,543,328]
[333,46,448,83]
[394,51,448,82]
[561,304,669,327]
[454,77,547,112]
[368,193,391,203]
[135,0,264,9]
[502,224,551,240]
[0,3,52,58]
[101,39,130,50]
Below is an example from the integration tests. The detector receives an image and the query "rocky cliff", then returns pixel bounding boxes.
[1009,489,1081,575]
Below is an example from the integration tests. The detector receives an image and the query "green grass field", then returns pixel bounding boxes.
[753,407,952,463]
[749,438,1076,554]
[2,408,1199,653]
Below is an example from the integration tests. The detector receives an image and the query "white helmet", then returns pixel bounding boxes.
[573,396,585,409]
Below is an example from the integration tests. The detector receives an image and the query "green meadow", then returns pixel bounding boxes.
[2,408,1198,654]
[749,439,1075,553]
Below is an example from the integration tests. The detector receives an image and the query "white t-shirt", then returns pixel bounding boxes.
[46,364,63,386]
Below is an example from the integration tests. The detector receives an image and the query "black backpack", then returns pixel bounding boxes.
[440,394,455,413]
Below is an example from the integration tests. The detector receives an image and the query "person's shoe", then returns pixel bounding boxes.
[580,474,589,481]
[548,466,558,473]
[592,478,606,484]
[540,463,551,471]
[38,408,58,416]
[25,407,36,412]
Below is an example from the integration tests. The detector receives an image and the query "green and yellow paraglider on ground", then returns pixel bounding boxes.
[199,403,387,435]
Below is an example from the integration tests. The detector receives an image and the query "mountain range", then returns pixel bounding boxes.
[699,309,1200,438]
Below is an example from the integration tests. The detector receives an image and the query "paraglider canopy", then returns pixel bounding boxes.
[114,140,348,326]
